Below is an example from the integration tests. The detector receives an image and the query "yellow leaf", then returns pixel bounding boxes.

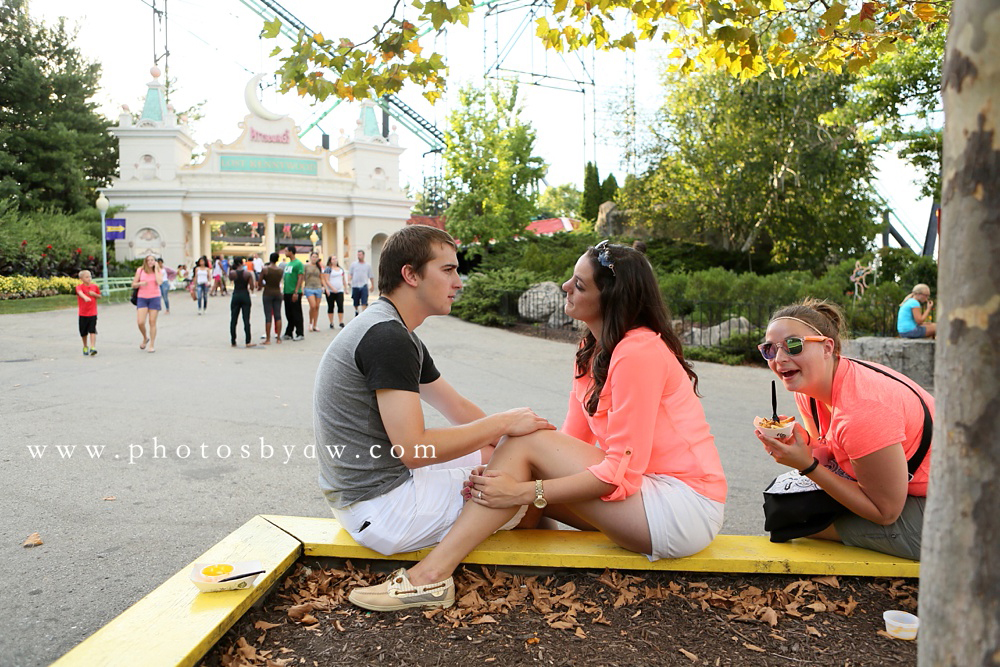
[313,32,324,44]
[554,0,568,11]
[669,48,684,58]
[406,40,422,55]
[778,27,796,44]
[913,2,937,21]
[768,0,785,10]
[22,532,43,548]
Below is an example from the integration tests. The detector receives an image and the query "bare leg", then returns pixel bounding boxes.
[147,310,159,351]
[810,524,841,542]
[137,308,148,348]
[407,430,651,585]
[274,319,282,343]
[925,322,937,337]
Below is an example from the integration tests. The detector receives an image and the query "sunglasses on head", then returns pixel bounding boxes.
[595,240,616,276]
[757,336,828,361]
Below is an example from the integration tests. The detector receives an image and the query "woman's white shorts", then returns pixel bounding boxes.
[641,474,725,560]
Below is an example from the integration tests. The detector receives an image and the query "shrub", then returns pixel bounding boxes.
[452,268,541,326]
[0,275,79,299]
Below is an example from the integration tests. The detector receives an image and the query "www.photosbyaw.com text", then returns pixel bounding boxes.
[25,437,438,465]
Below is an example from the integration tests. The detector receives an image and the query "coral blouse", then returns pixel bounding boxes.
[561,328,728,504]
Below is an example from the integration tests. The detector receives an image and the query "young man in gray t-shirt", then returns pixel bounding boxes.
[314,225,553,555]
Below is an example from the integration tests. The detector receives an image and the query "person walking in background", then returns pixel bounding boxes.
[897,284,936,339]
[324,255,346,329]
[229,257,257,348]
[220,256,230,295]
[156,258,176,314]
[211,257,223,296]
[259,252,284,345]
[132,254,162,353]
[282,244,305,341]
[193,256,211,314]
[252,252,264,280]
[304,252,325,332]
[349,249,374,317]
[75,270,101,356]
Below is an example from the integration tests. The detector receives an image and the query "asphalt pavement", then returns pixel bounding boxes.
[0,291,793,666]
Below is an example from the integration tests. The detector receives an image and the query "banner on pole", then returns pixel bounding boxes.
[105,218,126,241]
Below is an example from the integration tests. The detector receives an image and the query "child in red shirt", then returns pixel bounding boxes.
[76,270,102,356]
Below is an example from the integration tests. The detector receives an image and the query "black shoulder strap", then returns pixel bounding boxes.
[849,359,932,477]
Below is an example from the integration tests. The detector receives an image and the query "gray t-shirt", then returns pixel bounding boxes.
[314,298,440,508]
[349,261,373,289]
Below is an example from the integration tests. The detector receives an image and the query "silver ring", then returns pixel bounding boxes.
[478,490,483,500]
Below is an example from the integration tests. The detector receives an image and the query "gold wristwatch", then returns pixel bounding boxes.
[533,479,547,509]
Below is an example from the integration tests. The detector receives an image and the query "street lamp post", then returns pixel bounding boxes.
[96,194,110,296]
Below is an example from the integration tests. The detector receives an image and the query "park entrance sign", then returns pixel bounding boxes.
[102,67,410,277]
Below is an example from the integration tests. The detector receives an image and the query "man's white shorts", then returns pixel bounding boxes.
[642,474,725,560]
[332,454,527,556]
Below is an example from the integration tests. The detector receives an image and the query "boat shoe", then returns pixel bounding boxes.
[348,568,455,612]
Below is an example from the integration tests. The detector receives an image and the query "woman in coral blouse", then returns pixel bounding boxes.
[348,241,727,612]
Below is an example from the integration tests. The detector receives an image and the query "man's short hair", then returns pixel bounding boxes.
[284,244,296,254]
[270,252,279,263]
[379,225,457,294]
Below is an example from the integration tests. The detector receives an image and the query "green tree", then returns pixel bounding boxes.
[271,0,947,102]
[537,183,581,219]
[0,0,117,213]
[601,173,619,205]
[581,162,602,222]
[442,82,546,245]
[825,25,945,199]
[621,68,879,270]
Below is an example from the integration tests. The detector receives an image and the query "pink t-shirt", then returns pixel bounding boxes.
[135,268,160,299]
[793,358,934,496]
[562,328,728,504]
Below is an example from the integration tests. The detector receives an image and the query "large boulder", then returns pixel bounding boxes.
[518,282,564,322]
[683,316,752,347]
[595,201,628,237]
[841,337,934,391]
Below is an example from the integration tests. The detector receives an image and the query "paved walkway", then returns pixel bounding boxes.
[0,292,786,666]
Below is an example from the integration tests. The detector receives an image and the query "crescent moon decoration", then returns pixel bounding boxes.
[245,74,286,121]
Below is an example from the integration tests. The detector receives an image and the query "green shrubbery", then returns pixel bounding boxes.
[0,203,107,277]
[451,267,541,326]
[452,236,936,366]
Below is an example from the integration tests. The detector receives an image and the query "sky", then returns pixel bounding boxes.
[34,0,936,252]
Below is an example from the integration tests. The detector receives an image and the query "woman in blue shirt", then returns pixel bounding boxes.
[897,284,935,338]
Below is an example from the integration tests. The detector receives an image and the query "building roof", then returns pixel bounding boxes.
[526,217,580,235]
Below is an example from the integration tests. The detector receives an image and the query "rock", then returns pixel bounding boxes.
[841,337,934,391]
[547,309,573,328]
[683,316,752,347]
[518,282,564,322]
[596,201,628,237]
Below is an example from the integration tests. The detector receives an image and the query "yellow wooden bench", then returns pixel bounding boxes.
[53,515,919,667]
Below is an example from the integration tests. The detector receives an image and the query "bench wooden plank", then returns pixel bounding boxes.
[53,516,301,667]
[261,515,919,578]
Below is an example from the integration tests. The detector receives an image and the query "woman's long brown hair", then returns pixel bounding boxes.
[575,243,698,415]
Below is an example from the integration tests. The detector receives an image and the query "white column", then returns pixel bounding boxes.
[336,216,345,262]
[201,218,212,259]
[265,213,276,257]
[190,212,201,261]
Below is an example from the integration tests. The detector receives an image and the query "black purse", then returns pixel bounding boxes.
[762,359,932,543]
[129,287,139,305]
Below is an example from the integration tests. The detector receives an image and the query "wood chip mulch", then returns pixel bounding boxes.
[198,560,918,667]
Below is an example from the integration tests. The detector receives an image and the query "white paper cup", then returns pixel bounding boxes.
[753,416,795,439]
[883,610,919,640]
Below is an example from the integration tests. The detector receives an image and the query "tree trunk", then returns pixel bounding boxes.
[919,1,1000,664]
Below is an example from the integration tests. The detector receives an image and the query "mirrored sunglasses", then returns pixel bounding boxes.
[757,336,828,361]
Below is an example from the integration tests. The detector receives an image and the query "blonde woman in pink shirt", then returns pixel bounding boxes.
[349,240,727,612]
[131,254,163,352]
[755,299,933,560]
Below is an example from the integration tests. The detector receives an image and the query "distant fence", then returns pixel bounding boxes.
[464,288,901,359]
